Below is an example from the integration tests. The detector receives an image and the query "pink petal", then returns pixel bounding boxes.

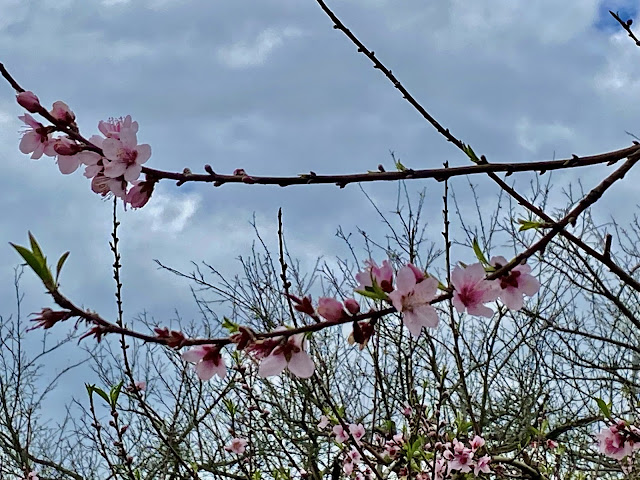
[135,143,151,164]
[501,288,524,311]
[395,266,417,295]
[288,351,315,378]
[57,155,82,174]
[258,353,287,377]
[387,290,404,313]
[520,275,540,296]
[467,302,494,318]
[19,133,39,155]
[124,163,142,183]
[103,160,127,178]
[102,138,121,161]
[181,346,206,363]
[196,359,226,381]
[413,277,438,303]
[77,151,101,166]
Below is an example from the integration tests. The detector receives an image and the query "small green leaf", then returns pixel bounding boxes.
[517,218,546,232]
[56,251,70,284]
[28,232,45,262]
[472,237,489,265]
[463,144,481,164]
[86,384,111,405]
[596,398,612,419]
[109,380,124,408]
[395,160,407,171]
[221,317,239,334]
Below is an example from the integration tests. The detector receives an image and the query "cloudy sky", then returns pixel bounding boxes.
[1,0,640,413]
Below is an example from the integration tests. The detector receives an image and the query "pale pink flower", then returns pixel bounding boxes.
[317,415,330,429]
[490,256,540,310]
[451,263,499,317]
[317,297,345,321]
[333,425,349,443]
[402,403,413,417]
[342,461,354,475]
[50,101,75,124]
[181,345,226,381]
[98,115,138,140]
[225,437,248,454]
[448,446,473,473]
[348,447,362,463]
[474,455,492,475]
[349,423,365,444]
[26,472,39,480]
[134,381,146,391]
[19,114,52,159]
[16,91,40,113]
[433,457,446,480]
[102,118,151,182]
[596,425,634,460]
[470,435,485,451]
[258,333,315,379]
[546,439,558,449]
[388,264,439,336]
[355,259,394,293]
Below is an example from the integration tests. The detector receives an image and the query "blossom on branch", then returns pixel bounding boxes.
[356,259,394,293]
[490,256,540,310]
[225,437,248,454]
[181,344,226,381]
[257,332,314,379]
[19,114,52,159]
[596,423,635,460]
[451,263,499,317]
[102,118,151,183]
[16,91,41,113]
[388,264,440,336]
[317,297,346,321]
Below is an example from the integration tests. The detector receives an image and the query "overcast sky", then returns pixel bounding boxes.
[1,0,640,416]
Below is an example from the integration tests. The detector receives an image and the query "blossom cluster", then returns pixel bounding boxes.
[180,256,539,382]
[316,413,491,479]
[16,91,154,208]
[597,421,640,466]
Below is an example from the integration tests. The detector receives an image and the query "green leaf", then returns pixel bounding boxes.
[28,232,45,262]
[10,243,54,290]
[221,317,239,334]
[109,380,124,408]
[517,218,546,232]
[472,237,489,265]
[463,144,482,164]
[223,398,236,416]
[56,251,70,284]
[395,160,407,171]
[596,398,612,419]
[86,384,111,405]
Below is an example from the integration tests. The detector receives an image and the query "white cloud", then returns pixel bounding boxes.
[217,27,303,69]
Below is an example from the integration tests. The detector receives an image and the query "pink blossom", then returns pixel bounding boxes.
[101,117,151,182]
[16,91,41,113]
[50,101,75,124]
[433,458,446,480]
[317,297,345,321]
[448,446,473,473]
[125,180,155,208]
[25,472,39,480]
[134,381,146,391]
[333,425,349,443]
[258,333,315,379]
[470,435,485,451]
[317,415,330,429]
[349,423,365,444]
[546,439,558,449]
[181,345,226,381]
[490,256,540,310]
[388,264,440,336]
[348,447,362,463]
[225,437,248,454]
[474,455,492,475]
[451,263,499,317]
[19,114,52,159]
[402,403,413,417]
[355,259,394,293]
[596,425,634,460]
[98,115,138,140]
[342,461,354,475]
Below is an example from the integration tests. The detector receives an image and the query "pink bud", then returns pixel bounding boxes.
[52,137,82,156]
[406,263,425,282]
[344,298,360,315]
[317,297,345,321]
[17,91,41,113]
[50,101,75,124]
[125,180,155,209]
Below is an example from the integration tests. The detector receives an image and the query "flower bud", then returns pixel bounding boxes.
[344,298,360,315]
[50,101,75,124]
[17,91,41,113]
